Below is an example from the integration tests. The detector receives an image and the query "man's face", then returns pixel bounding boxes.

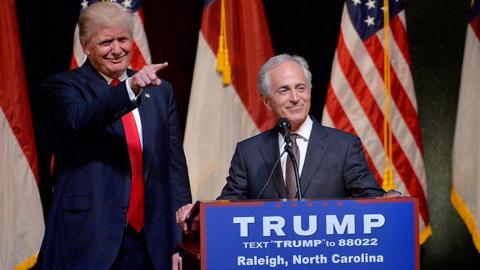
[262,61,311,131]
[83,25,132,79]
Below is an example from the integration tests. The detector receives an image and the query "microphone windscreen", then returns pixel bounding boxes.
[276,118,291,135]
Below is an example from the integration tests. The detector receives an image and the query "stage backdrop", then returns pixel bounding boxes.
[15,0,479,268]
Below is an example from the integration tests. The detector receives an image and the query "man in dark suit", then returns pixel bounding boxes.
[177,54,395,230]
[37,2,191,269]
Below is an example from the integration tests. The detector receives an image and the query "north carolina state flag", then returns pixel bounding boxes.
[0,0,44,269]
[451,0,480,252]
[184,0,275,201]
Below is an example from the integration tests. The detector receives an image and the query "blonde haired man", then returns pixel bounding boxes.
[37,2,191,269]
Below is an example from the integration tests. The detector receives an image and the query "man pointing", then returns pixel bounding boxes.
[37,2,191,269]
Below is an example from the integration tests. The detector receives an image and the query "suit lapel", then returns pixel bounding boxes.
[259,129,287,198]
[300,120,329,196]
[81,60,110,97]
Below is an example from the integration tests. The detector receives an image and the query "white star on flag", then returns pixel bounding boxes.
[364,15,375,26]
[122,0,132,8]
[81,0,88,9]
[352,0,362,5]
[366,0,376,10]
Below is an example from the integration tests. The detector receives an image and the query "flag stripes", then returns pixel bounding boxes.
[0,0,44,268]
[322,1,430,243]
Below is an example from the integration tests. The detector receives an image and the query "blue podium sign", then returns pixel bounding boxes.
[200,198,418,270]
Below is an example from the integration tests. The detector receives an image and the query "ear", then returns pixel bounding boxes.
[261,94,272,111]
[81,42,90,56]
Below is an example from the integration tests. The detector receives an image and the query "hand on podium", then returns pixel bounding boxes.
[176,203,194,231]
[383,189,403,198]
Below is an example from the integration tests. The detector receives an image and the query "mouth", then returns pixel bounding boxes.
[106,54,127,64]
[287,105,304,112]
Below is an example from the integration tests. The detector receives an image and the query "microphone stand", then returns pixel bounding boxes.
[256,149,287,200]
[284,142,302,200]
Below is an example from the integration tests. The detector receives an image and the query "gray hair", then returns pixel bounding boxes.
[79,2,133,46]
[258,54,312,96]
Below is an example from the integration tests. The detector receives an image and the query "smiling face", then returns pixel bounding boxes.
[262,60,311,132]
[82,25,132,79]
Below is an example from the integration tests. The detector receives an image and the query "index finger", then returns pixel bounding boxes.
[152,62,168,72]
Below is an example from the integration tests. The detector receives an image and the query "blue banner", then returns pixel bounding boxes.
[201,199,418,269]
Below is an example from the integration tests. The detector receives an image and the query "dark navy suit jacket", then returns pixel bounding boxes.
[37,61,192,269]
[218,119,385,199]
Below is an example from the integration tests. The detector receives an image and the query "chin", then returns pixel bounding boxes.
[289,114,307,123]
[107,65,127,75]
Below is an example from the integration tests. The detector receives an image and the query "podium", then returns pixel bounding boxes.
[177,198,419,270]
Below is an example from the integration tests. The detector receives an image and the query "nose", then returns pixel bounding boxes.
[111,40,122,55]
[290,89,299,102]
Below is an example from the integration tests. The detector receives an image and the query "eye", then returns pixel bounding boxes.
[278,88,289,95]
[99,40,112,46]
[296,85,306,92]
[118,37,129,43]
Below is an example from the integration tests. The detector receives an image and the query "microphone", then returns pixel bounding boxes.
[255,149,288,200]
[277,118,292,146]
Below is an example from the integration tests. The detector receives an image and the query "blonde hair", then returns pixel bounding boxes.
[79,2,133,46]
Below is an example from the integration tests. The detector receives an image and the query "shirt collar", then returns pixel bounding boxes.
[100,71,128,84]
[294,115,313,141]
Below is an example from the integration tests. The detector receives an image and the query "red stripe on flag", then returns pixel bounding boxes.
[471,15,480,41]
[201,0,275,131]
[130,41,147,71]
[390,16,412,66]
[70,53,78,69]
[325,84,356,133]
[0,0,39,183]
[137,8,145,21]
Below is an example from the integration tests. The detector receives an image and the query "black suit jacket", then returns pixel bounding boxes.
[218,119,385,199]
[37,61,192,269]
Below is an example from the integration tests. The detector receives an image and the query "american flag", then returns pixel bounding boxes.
[322,0,431,243]
[71,0,151,69]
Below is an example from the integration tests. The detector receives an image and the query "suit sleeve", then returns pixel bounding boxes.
[217,143,249,200]
[343,137,386,197]
[44,73,136,133]
[166,84,192,247]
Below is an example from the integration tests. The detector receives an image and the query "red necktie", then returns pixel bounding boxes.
[111,79,144,232]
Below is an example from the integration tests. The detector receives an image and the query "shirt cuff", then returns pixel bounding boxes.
[126,77,142,101]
